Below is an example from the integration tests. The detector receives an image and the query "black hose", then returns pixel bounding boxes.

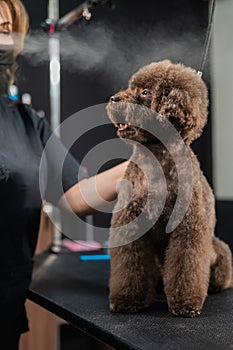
[198,0,216,77]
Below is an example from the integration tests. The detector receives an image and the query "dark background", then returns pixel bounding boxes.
[17,0,233,250]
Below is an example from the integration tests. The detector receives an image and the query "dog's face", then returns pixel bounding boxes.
[106,60,208,144]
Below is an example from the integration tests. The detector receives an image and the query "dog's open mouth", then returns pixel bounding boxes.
[114,122,137,138]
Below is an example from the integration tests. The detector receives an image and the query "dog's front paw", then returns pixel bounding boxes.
[110,298,150,313]
[167,296,204,318]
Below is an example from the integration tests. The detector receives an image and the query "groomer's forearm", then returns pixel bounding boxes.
[59,161,129,216]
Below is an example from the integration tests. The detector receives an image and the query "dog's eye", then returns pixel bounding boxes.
[141,89,151,96]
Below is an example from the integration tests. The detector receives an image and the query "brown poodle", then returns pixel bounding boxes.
[106,59,233,317]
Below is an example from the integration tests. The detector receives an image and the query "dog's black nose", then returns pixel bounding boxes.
[110,95,120,102]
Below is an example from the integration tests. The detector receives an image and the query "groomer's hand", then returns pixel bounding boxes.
[58,161,129,216]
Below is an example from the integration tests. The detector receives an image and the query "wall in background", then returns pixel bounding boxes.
[211,0,233,250]
[211,0,233,200]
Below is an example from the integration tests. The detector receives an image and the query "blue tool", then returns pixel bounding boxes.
[80,254,110,261]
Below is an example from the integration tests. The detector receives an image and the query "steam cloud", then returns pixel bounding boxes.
[20,22,203,86]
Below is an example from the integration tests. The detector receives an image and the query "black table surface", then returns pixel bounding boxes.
[28,247,233,350]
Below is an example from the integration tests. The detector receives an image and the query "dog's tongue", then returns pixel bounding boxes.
[118,123,131,131]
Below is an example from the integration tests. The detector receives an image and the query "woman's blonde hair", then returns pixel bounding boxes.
[0,0,29,87]
[1,0,29,56]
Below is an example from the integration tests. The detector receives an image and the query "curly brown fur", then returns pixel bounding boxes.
[106,59,233,317]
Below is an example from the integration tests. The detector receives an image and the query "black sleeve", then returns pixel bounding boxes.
[37,115,88,206]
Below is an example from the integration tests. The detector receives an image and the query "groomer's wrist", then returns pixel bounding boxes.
[116,160,129,181]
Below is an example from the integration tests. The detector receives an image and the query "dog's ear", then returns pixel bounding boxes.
[153,87,204,143]
[155,87,191,125]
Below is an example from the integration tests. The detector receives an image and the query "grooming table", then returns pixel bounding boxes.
[28,248,233,350]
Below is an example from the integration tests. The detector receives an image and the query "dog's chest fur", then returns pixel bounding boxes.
[125,143,179,214]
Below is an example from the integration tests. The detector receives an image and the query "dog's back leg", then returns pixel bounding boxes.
[209,236,233,293]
